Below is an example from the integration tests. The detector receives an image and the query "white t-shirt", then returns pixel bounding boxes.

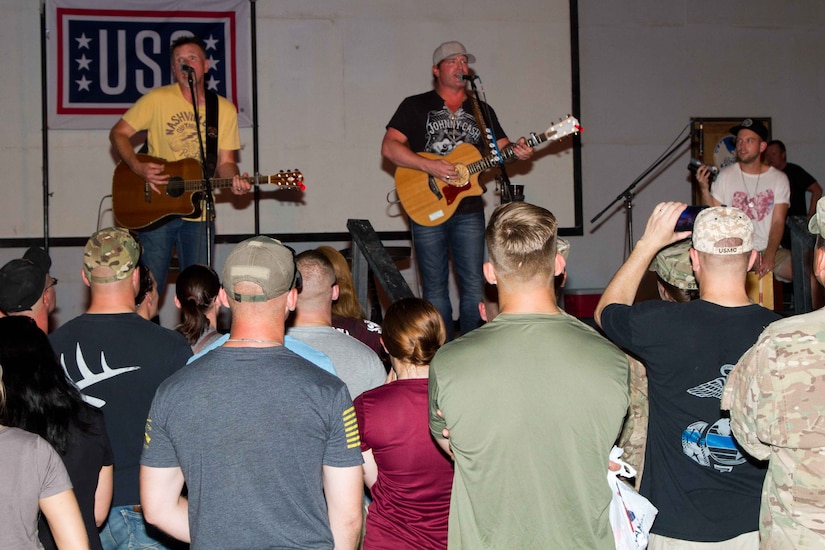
[711,163,790,250]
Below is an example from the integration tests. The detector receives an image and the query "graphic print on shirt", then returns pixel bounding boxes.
[730,189,775,222]
[60,343,140,408]
[166,110,205,159]
[681,364,747,473]
[424,106,481,156]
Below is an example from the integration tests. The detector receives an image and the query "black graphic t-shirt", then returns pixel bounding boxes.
[601,299,780,542]
[50,313,192,506]
[387,90,507,214]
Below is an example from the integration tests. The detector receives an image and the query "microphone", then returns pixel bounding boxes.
[461,74,479,81]
[180,64,195,74]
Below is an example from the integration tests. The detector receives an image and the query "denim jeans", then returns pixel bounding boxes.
[137,218,213,296]
[410,210,485,340]
[99,506,181,550]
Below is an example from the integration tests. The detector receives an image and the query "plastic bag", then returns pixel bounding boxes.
[607,446,658,550]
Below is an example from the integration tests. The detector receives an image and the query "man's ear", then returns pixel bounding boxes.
[689,247,700,272]
[554,254,567,277]
[331,284,340,302]
[478,301,488,323]
[759,140,768,154]
[80,269,90,288]
[131,268,141,296]
[747,249,759,271]
[483,262,496,285]
[218,287,230,308]
[286,287,299,312]
[814,247,825,279]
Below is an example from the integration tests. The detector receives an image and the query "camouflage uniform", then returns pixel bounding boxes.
[615,354,648,489]
[723,197,825,548]
[723,312,825,548]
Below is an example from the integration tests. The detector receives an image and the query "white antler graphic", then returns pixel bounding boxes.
[61,343,140,408]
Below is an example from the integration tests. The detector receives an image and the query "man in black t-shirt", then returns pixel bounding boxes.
[765,140,822,222]
[50,228,191,550]
[595,205,780,547]
[381,41,534,340]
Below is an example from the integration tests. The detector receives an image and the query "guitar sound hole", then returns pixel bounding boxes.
[166,177,185,198]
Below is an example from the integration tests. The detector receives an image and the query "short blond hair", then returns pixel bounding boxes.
[486,202,558,283]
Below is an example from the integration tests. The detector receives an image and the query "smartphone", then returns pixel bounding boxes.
[675,205,708,232]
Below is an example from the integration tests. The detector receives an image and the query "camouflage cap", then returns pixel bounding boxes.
[433,41,476,66]
[0,259,47,313]
[807,197,825,238]
[556,237,571,262]
[692,206,754,255]
[222,236,297,302]
[649,239,697,290]
[83,227,140,283]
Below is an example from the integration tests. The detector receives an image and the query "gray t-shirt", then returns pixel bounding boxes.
[141,346,363,549]
[0,427,73,550]
[287,325,386,399]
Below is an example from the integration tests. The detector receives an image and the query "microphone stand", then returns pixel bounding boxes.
[465,76,522,203]
[591,132,691,256]
[186,68,215,268]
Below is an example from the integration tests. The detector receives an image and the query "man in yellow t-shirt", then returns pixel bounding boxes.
[110,35,250,296]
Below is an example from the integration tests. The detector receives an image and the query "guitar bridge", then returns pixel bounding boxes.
[144,182,151,203]
[428,175,443,200]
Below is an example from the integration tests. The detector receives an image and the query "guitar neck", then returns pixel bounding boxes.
[180,174,272,192]
[466,131,552,175]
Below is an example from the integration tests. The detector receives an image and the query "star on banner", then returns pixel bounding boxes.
[75,33,92,50]
[203,35,219,51]
[76,54,92,71]
[76,75,93,91]
[208,55,220,72]
[206,75,220,91]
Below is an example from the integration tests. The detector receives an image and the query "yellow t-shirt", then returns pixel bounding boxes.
[122,83,240,161]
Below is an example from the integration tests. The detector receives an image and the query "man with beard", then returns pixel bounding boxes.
[696,118,791,282]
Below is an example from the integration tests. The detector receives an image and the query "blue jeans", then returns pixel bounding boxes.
[410,210,485,340]
[137,218,213,296]
[99,506,181,550]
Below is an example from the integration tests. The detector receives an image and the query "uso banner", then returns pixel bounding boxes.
[46,0,251,129]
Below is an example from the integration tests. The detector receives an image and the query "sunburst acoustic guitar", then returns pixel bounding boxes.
[394,116,581,226]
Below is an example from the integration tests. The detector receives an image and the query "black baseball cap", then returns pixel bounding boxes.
[729,118,769,142]
[0,259,47,313]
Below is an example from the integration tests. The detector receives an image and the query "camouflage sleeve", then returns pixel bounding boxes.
[722,332,773,461]
[616,355,648,488]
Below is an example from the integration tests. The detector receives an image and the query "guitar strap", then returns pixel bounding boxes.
[467,92,497,162]
[204,90,219,176]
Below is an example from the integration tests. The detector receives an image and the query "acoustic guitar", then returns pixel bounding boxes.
[394,116,581,226]
[112,154,303,229]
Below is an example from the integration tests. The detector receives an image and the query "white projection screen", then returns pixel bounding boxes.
[2,0,580,243]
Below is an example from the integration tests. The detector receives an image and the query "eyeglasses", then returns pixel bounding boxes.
[45,277,58,290]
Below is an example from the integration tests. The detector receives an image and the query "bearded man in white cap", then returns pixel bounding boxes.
[381,41,535,340]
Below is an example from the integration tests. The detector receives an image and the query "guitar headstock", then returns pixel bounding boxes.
[543,115,582,141]
[268,170,305,191]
